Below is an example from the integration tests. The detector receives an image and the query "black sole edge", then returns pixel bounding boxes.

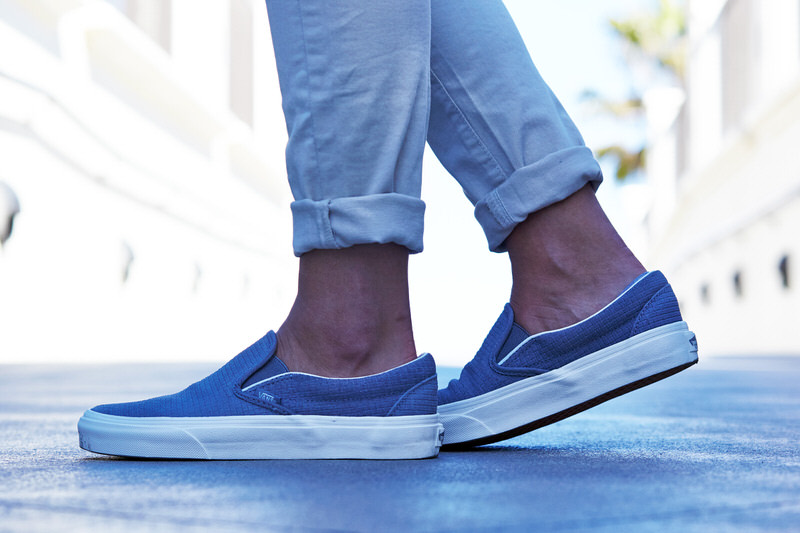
[442,358,699,450]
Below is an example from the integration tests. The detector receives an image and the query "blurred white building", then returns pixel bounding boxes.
[0,0,295,362]
[645,0,800,355]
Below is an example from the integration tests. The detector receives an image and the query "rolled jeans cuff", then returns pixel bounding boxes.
[291,193,426,256]
[474,146,604,252]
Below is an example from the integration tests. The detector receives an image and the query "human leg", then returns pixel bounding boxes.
[269,0,430,256]
[428,1,603,253]
[77,0,444,459]
[427,1,697,446]
[427,1,644,331]
[276,244,416,378]
[427,0,644,333]
[265,0,431,378]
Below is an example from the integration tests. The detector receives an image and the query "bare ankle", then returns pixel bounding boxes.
[509,268,643,335]
[276,315,416,378]
[506,185,646,334]
[275,244,417,378]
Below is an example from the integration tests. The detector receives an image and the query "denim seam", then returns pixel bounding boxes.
[387,374,436,416]
[296,4,324,202]
[430,68,508,183]
[323,200,339,249]
[486,190,514,228]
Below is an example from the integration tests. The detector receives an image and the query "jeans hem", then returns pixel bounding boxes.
[474,146,603,252]
[291,193,426,256]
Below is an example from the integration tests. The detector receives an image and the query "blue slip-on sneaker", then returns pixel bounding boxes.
[78,332,444,459]
[438,271,698,447]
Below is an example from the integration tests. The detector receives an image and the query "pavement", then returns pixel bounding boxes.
[1,356,799,532]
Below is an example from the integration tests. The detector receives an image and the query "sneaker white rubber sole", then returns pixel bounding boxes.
[78,411,444,460]
[439,322,698,447]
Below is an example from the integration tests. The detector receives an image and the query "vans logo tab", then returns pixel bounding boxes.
[259,392,280,404]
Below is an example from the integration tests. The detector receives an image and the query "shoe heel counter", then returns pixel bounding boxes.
[631,284,683,336]
[387,375,438,416]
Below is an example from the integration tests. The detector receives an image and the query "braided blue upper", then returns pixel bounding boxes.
[438,271,683,405]
[92,332,437,418]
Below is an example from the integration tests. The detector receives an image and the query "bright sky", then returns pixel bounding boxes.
[413,0,659,367]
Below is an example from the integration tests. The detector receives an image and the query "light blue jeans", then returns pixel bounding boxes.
[265,0,603,256]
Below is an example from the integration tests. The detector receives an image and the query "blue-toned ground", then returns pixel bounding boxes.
[1,357,799,532]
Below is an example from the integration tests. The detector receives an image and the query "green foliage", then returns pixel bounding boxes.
[609,0,687,80]
[596,145,646,180]
[581,89,644,117]
[592,0,686,180]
